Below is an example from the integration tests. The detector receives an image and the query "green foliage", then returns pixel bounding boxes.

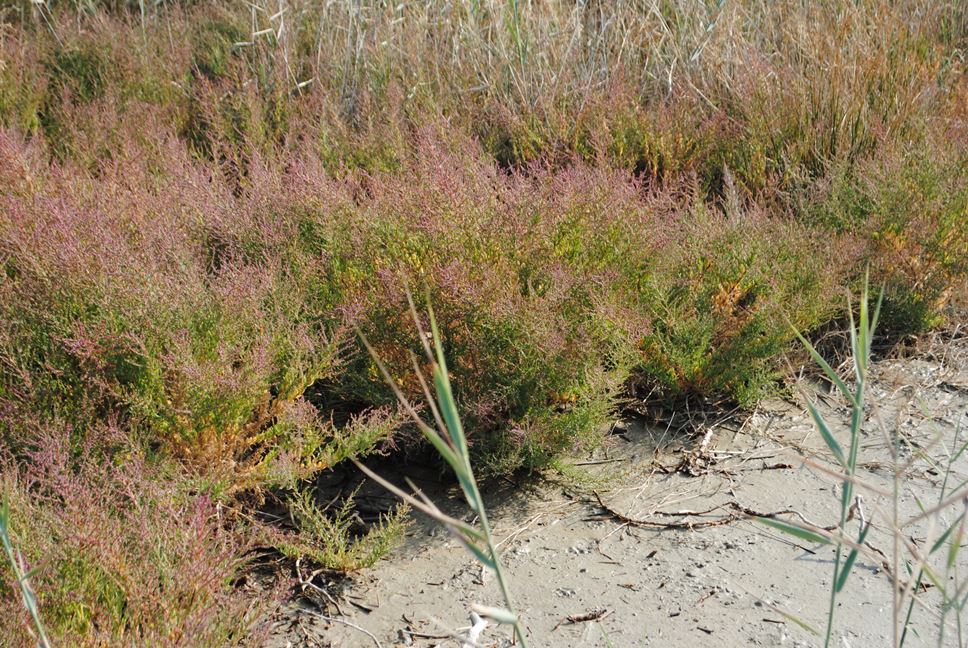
[39,39,113,156]
[0,150,396,491]
[0,497,51,648]
[0,54,42,134]
[809,143,968,333]
[1,0,961,190]
[634,208,843,405]
[278,486,410,572]
[0,1,964,641]
[46,46,109,103]
[0,456,270,647]
[191,17,247,81]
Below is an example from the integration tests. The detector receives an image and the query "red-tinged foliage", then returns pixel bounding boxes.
[0,421,279,647]
[0,0,965,642]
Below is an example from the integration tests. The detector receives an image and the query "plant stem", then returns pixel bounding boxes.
[476,492,529,647]
[0,500,51,648]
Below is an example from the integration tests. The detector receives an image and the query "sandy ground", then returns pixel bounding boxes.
[267,335,968,647]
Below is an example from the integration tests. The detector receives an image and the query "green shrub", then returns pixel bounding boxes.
[633,202,847,405]
[191,16,246,81]
[0,136,396,492]
[39,39,114,156]
[0,1,964,640]
[808,142,968,333]
[307,145,648,473]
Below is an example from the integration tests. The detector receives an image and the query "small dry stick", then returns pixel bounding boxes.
[552,608,612,631]
[301,610,382,648]
[594,493,836,531]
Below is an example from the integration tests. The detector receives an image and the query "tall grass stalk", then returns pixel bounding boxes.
[758,280,968,646]
[911,418,968,647]
[353,291,530,647]
[0,497,51,648]
[757,278,882,646]
[818,280,882,648]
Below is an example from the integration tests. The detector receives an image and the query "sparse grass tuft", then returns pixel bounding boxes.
[278,486,410,573]
[758,281,968,646]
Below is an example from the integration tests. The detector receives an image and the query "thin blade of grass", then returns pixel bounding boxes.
[408,350,449,446]
[847,291,861,383]
[947,519,964,570]
[471,604,518,625]
[920,563,947,597]
[858,277,870,375]
[793,330,855,404]
[352,459,481,539]
[834,523,872,592]
[766,603,821,636]
[754,517,831,545]
[951,434,968,465]
[455,536,497,570]
[427,305,469,459]
[806,400,847,467]
[433,364,469,462]
[869,283,884,342]
[931,517,962,555]
[421,423,470,484]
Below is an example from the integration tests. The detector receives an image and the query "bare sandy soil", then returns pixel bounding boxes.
[268,334,968,647]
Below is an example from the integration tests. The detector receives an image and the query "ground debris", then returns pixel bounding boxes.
[552,607,612,631]
[592,492,836,531]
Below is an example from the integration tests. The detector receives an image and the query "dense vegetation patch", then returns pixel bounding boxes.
[0,0,965,643]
